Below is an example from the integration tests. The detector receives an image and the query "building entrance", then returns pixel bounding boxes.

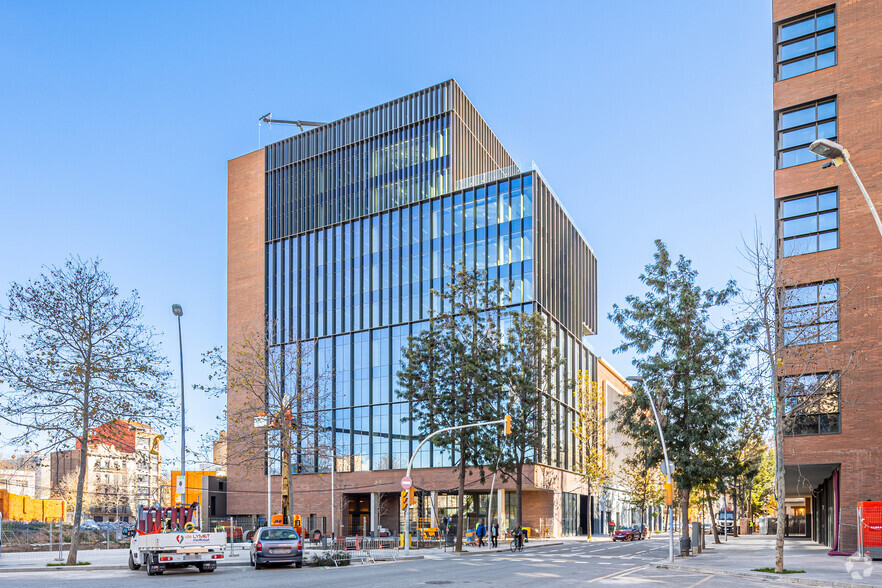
[346,493,371,536]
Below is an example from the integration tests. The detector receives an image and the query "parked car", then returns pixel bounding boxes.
[249,526,303,569]
[611,527,642,541]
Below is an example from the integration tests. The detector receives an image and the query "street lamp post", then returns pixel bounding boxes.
[172,304,185,504]
[809,138,882,238]
[402,417,509,556]
[626,376,674,563]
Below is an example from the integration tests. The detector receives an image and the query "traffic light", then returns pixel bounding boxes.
[400,490,408,510]
[408,487,416,506]
[664,483,673,506]
[504,414,511,436]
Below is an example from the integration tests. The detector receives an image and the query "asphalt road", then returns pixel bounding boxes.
[1,538,792,587]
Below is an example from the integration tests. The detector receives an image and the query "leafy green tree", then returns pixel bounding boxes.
[398,263,506,551]
[0,257,171,564]
[610,240,747,538]
[749,446,776,517]
[499,311,563,535]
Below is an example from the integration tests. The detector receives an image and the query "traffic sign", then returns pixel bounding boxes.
[660,460,675,476]
[401,476,412,490]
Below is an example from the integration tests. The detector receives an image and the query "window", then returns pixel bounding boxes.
[782,281,838,345]
[776,98,836,169]
[778,189,838,256]
[776,7,835,80]
[783,373,840,435]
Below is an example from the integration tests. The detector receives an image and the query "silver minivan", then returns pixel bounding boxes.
[249,526,303,569]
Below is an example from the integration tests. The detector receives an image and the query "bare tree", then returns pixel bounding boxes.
[740,231,861,571]
[0,257,172,564]
[55,472,99,516]
[199,326,333,524]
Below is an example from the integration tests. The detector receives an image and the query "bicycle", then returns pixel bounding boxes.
[509,533,523,552]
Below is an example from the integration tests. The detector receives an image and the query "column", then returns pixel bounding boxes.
[370,492,379,537]
[497,489,505,529]
[552,491,562,537]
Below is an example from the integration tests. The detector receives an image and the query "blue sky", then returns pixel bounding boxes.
[0,1,772,468]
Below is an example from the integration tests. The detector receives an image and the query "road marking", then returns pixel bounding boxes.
[689,574,715,587]
[586,565,644,582]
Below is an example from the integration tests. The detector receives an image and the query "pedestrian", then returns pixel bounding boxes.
[476,519,486,548]
[490,521,499,548]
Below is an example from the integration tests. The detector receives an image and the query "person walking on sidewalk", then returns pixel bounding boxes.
[476,520,486,548]
[490,521,499,548]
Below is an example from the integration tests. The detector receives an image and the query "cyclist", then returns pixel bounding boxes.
[511,527,523,551]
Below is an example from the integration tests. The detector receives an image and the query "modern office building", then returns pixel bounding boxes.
[774,0,882,552]
[227,80,626,537]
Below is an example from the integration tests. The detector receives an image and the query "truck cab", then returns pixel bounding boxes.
[717,508,735,533]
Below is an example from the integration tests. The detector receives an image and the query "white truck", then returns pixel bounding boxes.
[129,530,227,575]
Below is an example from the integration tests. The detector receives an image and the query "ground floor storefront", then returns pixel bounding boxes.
[226,464,623,539]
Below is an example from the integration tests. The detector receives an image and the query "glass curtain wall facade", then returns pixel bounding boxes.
[262,81,598,477]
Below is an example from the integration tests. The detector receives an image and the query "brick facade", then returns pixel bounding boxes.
[226,149,266,517]
[773,0,882,552]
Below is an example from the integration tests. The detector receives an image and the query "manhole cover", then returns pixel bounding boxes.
[425,582,454,585]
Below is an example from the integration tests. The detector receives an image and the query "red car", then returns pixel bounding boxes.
[611,527,645,541]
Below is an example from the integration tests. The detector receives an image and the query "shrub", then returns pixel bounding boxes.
[308,551,350,567]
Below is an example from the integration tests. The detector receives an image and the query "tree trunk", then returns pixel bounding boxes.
[775,391,786,573]
[679,487,690,539]
[586,480,592,539]
[456,453,466,551]
[705,490,720,545]
[748,486,753,523]
[67,430,89,564]
[516,462,523,535]
[281,443,290,525]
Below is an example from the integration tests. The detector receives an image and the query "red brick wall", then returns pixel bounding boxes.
[774,0,882,552]
[226,149,266,516]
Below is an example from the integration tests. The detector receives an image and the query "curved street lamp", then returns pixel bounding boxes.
[626,376,674,563]
[809,139,882,238]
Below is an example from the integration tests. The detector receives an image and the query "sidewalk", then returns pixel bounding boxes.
[653,534,880,587]
[0,546,257,573]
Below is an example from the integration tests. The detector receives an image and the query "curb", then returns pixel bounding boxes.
[0,554,425,574]
[653,561,877,588]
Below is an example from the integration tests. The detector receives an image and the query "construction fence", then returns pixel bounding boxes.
[0,490,65,522]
